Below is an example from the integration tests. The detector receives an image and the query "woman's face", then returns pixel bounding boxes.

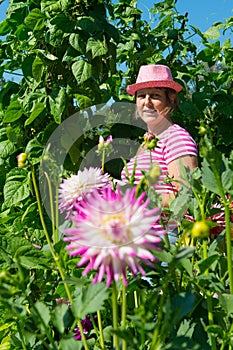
[136,88,172,126]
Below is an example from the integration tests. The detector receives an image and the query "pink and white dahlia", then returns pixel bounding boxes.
[58,167,111,215]
[64,187,165,286]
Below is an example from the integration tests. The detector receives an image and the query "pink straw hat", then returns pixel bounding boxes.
[126,64,183,95]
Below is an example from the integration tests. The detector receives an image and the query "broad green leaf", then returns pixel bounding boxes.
[14,23,29,40]
[25,138,44,164]
[52,303,69,334]
[179,258,193,277]
[3,173,30,207]
[49,88,67,123]
[76,16,99,33]
[204,26,220,40]
[59,338,83,350]
[3,100,23,123]
[32,56,44,82]
[201,159,220,195]
[218,293,233,316]
[197,254,219,275]
[69,33,85,52]
[25,8,45,30]
[0,140,15,158]
[71,283,108,319]
[74,94,93,109]
[34,301,50,328]
[167,292,195,324]
[0,19,12,36]
[72,60,92,84]
[0,341,11,350]
[153,249,173,263]
[25,102,45,126]
[18,256,49,269]
[86,37,108,59]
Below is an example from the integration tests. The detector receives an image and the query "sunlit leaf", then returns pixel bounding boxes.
[71,283,108,319]
[72,60,92,84]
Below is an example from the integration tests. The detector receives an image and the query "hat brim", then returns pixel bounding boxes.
[126,80,183,95]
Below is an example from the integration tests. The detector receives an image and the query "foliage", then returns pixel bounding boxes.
[0,0,233,349]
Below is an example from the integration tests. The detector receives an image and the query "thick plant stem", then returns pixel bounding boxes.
[121,283,127,350]
[203,239,217,350]
[31,169,90,350]
[97,310,105,350]
[31,169,72,301]
[112,282,120,350]
[44,172,58,244]
[223,204,233,294]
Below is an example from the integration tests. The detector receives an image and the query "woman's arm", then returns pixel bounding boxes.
[161,155,198,207]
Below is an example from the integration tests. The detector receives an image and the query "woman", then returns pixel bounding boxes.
[121,64,198,233]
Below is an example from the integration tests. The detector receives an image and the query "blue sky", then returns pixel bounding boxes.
[0,0,232,81]
[0,0,232,30]
[138,0,232,32]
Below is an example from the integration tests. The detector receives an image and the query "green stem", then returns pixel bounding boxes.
[203,239,217,350]
[112,282,120,350]
[31,169,90,350]
[44,172,57,244]
[121,283,127,350]
[102,150,105,172]
[16,321,27,350]
[31,169,72,301]
[151,291,165,349]
[97,310,105,349]
[223,204,233,294]
[210,165,233,293]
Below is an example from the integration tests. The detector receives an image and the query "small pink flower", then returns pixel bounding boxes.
[64,187,165,287]
[58,167,111,215]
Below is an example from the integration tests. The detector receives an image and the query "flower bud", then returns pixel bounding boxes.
[191,220,210,239]
[146,164,161,185]
[17,153,27,168]
[142,132,159,150]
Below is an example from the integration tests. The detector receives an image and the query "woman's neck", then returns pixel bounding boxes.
[147,116,173,136]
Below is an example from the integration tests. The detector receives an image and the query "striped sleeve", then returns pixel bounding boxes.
[162,125,198,164]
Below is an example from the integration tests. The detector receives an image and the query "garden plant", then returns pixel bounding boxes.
[0,0,233,349]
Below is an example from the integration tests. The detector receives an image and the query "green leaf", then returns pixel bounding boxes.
[205,324,223,337]
[25,8,45,31]
[179,258,193,277]
[18,255,49,269]
[3,170,30,207]
[25,102,45,126]
[72,60,92,84]
[59,338,83,350]
[201,159,220,195]
[176,247,195,262]
[0,19,12,36]
[3,100,23,123]
[86,37,108,59]
[52,303,69,334]
[218,293,233,316]
[34,301,51,328]
[74,94,93,109]
[49,88,67,123]
[32,56,44,82]
[71,283,108,319]
[197,254,219,274]
[0,140,15,158]
[204,26,220,40]
[69,33,85,52]
[153,249,173,263]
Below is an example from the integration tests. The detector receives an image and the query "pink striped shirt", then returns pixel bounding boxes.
[121,124,198,195]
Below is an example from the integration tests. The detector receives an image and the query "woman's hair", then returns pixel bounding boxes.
[164,88,179,115]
